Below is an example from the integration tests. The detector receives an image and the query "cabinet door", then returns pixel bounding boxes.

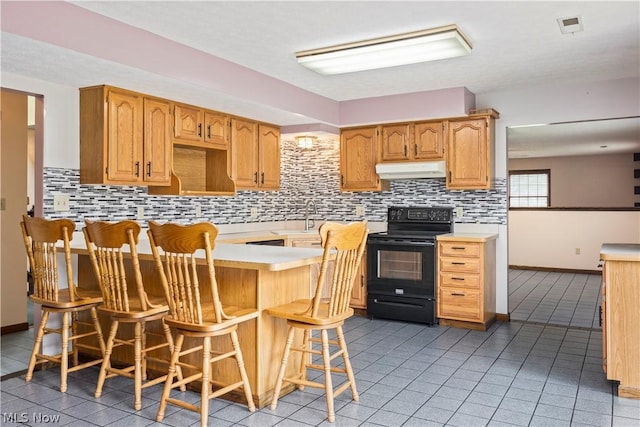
[381,124,411,162]
[350,252,367,308]
[340,127,381,191]
[143,98,172,184]
[601,264,608,374]
[204,111,229,150]
[258,124,280,190]
[173,104,203,142]
[414,121,445,160]
[231,118,258,188]
[107,89,143,183]
[446,117,489,189]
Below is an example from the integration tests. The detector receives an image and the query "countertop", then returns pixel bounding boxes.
[436,233,498,242]
[600,243,640,262]
[67,232,327,272]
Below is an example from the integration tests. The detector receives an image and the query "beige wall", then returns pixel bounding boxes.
[509,153,637,207]
[509,210,640,270]
[1,89,29,328]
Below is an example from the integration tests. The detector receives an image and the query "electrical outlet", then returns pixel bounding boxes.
[137,206,144,220]
[250,207,258,219]
[455,206,463,218]
[53,194,70,212]
[355,205,365,216]
[195,205,202,218]
[575,248,581,255]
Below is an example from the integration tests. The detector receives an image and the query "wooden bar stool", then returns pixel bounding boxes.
[20,215,106,393]
[147,221,257,427]
[83,219,182,410]
[267,221,368,423]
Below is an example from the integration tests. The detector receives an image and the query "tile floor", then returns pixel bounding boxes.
[2,270,639,426]
[509,270,602,329]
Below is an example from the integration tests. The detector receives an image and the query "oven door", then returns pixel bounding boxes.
[367,238,435,298]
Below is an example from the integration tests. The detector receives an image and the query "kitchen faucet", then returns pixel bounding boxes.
[304,199,317,231]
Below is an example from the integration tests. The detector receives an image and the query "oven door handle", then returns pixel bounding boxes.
[368,240,435,247]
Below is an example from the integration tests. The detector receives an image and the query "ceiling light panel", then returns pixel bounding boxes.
[296,25,472,75]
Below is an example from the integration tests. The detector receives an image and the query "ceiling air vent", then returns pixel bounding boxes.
[557,15,584,34]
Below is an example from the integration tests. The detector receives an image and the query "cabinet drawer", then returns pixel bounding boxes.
[439,272,480,289]
[438,288,481,320]
[440,257,480,274]
[440,242,480,257]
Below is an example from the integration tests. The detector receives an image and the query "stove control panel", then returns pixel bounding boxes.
[388,206,453,223]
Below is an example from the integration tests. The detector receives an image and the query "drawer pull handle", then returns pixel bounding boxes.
[451,292,466,297]
[451,246,466,250]
[452,262,465,265]
[452,277,465,281]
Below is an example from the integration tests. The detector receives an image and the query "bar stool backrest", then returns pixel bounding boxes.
[83,220,149,312]
[21,215,77,303]
[147,221,226,325]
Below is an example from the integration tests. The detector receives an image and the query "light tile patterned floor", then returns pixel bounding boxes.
[2,270,639,426]
[508,269,602,329]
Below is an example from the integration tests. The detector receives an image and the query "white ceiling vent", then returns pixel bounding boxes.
[557,15,584,34]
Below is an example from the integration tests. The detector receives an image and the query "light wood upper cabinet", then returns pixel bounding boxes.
[173,103,203,143]
[143,98,172,184]
[230,118,259,188]
[80,85,169,186]
[414,120,445,160]
[258,124,281,190]
[203,111,229,150]
[230,119,280,190]
[381,123,411,161]
[340,126,385,191]
[381,121,445,162]
[446,115,493,189]
[172,104,230,150]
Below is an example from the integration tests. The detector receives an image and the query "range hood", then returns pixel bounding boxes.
[375,161,446,180]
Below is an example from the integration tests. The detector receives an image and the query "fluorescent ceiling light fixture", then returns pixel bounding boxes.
[296,136,316,148]
[296,24,472,75]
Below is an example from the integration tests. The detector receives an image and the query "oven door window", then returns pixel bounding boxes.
[377,249,422,281]
[367,241,435,298]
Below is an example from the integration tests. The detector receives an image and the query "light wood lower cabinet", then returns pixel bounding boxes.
[600,244,640,399]
[287,235,367,309]
[436,235,496,330]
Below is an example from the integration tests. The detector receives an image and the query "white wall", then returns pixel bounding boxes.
[2,72,79,169]
[477,76,640,315]
[509,210,640,270]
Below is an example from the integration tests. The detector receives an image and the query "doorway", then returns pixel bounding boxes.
[1,88,43,333]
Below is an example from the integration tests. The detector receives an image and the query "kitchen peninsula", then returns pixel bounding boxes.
[66,231,328,407]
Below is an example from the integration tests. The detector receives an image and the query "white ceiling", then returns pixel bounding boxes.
[1,1,639,157]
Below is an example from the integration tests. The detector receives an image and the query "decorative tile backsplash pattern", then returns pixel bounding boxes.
[44,139,507,227]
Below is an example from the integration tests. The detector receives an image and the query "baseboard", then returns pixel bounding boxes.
[1,322,29,336]
[509,265,601,275]
[496,313,510,322]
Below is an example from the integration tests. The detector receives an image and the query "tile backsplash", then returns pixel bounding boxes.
[44,139,506,227]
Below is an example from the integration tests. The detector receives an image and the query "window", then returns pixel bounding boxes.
[509,170,550,207]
